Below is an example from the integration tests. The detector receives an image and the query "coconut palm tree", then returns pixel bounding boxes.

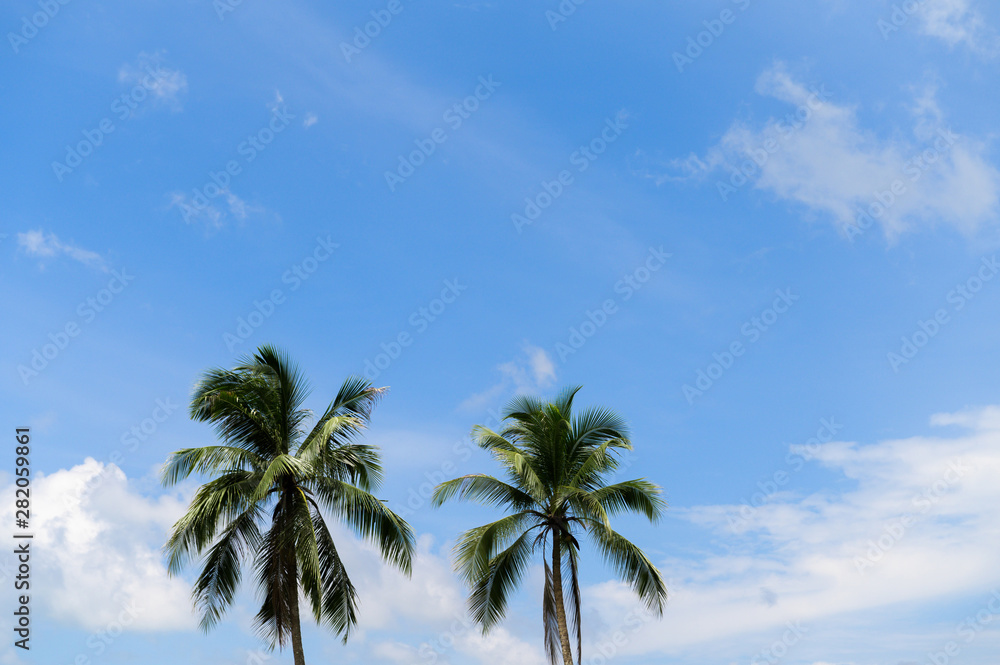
[432,386,667,665]
[161,345,414,665]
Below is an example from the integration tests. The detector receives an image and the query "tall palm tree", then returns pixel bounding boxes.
[432,386,667,665]
[161,345,414,665]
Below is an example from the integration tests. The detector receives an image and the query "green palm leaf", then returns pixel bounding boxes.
[435,387,668,665]
[162,346,414,665]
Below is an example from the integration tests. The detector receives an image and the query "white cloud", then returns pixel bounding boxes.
[317,530,543,665]
[170,189,263,229]
[917,0,999,54]
[2,455,540,661]
[118,52,188,111]
[303,112,319,128]
[0,459,195,632]
[671,63,1000,240]
[454,628,546,665]
[267,90,285,114]
[17,229,107,271]
[930,404,1000,429]
[589,404,1000,662]
[458,343,558,412]
[18,405,1000,663]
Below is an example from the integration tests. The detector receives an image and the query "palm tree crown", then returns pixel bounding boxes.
[161,345,414,665]
[433,386,667,665]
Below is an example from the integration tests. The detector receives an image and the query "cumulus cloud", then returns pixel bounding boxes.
[0,459,195,632]
[666,63,1000,241]
[17,229,108,271]
[4,456,540,660]
[17,405,1000,663]
[307,529,543,665]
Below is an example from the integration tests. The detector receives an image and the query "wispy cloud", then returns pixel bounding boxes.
[118,51,188,111]
[169,189,264,230]
[17,229,108,272]
[458,343,558,412]
[665,63,1000,240]
[918,0,1000,55]
[591,404,1000,661]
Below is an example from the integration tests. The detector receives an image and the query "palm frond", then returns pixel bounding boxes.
[165,470,259,574]
[453,511,536,584]
[564,541,583,664]
[190,382,282,458]
[306,498,358,641]
[589,525,667,615]
[313,479,414,574]
[587,479,666,522]
[568,438,629,489]
[251,454,307,502]
[191,502,264,632]
[468,530,534,631]
[241,345,312,452]
[432,474,538,512]
[161,445,266,487]
[253,497,299,647]
[542,556,560,665]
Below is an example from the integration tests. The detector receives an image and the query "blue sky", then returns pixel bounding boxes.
[3,0,1000,663]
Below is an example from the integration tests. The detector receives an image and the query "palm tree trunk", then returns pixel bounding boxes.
[551,538,575,665]
[283,539,306,665]
[288,586,307,665]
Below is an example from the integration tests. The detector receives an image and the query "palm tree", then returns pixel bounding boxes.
[432,386,667,665]
[161,345,414,665]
